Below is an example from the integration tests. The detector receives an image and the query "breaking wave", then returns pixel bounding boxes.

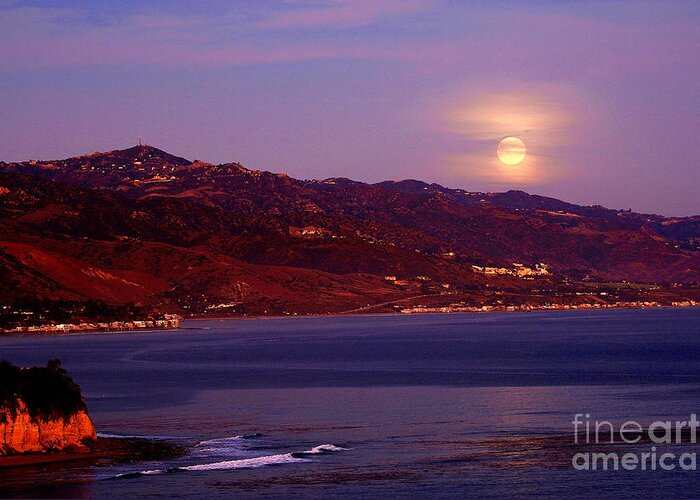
[179,452,306,471]
[292,444,350,456]
[190,434,257,456]
[110,442,348,478]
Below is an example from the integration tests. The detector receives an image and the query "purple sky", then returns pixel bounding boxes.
[1,0,699,215]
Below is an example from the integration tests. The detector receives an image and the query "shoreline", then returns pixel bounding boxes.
[2,302,699,336]
[0,451,95,468]
[186,301,700,323]
[0,317,180,335]
[0,436,186,470]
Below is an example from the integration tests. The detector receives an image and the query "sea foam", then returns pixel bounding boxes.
[179,452,305,471]
[116,442,348,477]
[191,435,248,456]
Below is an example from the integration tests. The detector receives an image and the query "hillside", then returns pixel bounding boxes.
[1,145,699,325]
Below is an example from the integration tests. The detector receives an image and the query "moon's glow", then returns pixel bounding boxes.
[497,136,526,165]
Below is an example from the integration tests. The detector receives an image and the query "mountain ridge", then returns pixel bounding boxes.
[4,144,695,219]
[1,145,699,326]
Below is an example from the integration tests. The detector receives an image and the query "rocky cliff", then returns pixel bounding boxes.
[0,360,96,456]
[0,400,95,455]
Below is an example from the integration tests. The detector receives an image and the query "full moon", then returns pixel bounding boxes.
[497,136,526,165]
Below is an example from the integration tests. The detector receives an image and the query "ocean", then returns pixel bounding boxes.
[2,308,700,498]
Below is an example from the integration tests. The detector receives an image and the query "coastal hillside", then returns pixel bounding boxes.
[1,145,699,323]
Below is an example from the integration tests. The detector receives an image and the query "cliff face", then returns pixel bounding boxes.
[0,359,97,456]
[0,399,96,455]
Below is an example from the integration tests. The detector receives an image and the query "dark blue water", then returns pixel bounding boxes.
[2,308,700,498]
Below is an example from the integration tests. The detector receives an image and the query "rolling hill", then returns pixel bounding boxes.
[1,144,699,326]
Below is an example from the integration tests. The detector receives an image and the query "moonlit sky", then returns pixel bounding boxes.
[1,1,699,215]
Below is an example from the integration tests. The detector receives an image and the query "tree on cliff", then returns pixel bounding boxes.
[0,359,87,423]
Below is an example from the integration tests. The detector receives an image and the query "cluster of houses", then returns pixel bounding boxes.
[399,300,674,314]
[288,225,337,239]
[2,314,181,334]
[384,275,451,289]
[671,300,699,307]
[471,262,551,279]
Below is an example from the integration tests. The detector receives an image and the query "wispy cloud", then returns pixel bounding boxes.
[0,2,446,70]
[441,83,580,186]
[258,0,436,29]
[0,34,450,70]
